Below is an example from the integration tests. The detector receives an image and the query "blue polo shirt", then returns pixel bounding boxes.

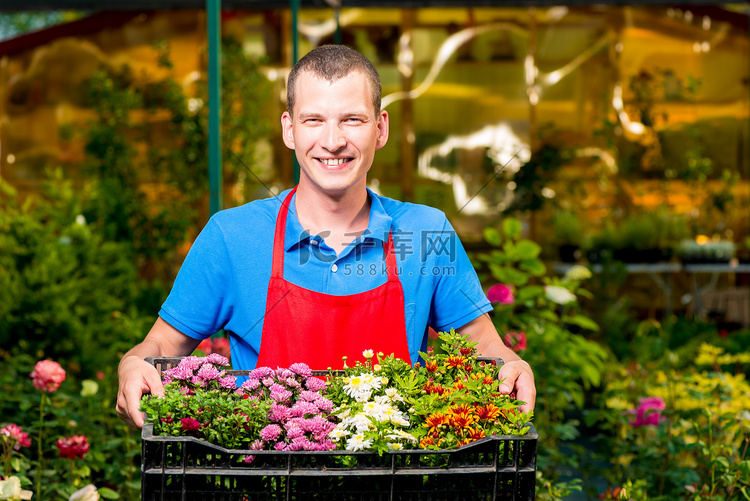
[159,188,492,370]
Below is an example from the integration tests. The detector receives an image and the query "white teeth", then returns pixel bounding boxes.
[320,158,349,166]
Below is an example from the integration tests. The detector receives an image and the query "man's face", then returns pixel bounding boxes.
[281,70,389,198]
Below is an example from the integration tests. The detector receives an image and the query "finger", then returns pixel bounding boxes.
[497,365,519,394]
[515,374,536,414]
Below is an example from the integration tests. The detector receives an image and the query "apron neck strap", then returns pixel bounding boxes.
[272,186,398,281]
[271,187,297,279]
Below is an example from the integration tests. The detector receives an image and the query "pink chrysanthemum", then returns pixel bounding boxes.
[314,397,334,413]
[196,364,222,381]
[260,424,283,442]
[219,375,237,389]
[304,377,327,392]
[206,353,230,367]
[289,401,319,417]
[289,363,312,378]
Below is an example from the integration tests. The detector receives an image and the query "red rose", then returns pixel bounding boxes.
[56,435,89,459]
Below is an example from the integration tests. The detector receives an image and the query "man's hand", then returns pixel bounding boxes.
[457,313,536,414]
[498,359,535,414]
[116,356,164,429]
[115,318,200,428]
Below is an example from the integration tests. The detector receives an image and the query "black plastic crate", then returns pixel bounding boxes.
[141,357,537,500]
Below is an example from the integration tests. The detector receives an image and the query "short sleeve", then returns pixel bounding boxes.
[159,218,235,340]
[428,218,492,332]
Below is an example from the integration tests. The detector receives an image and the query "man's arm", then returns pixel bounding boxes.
[457,313,536,414]
[116,318,201,429]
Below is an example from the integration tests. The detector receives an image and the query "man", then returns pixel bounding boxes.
[117,44,535,429]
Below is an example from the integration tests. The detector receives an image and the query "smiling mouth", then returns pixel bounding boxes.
[318,158,353,166]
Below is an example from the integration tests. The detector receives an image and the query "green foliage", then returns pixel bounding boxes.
[476,218,607,483]
[0,175,145,372]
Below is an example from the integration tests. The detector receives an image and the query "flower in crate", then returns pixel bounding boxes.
[1,424,31,451]
[56,435,89,460]
[409,330,532,449]
[240,364,337,452]
[141,355,270,450]
[326,351,419,453]
[30,360,66,393]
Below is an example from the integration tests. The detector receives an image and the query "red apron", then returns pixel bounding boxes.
[255,187,412,370]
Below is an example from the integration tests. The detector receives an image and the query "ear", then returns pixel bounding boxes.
[375,110,389,151]
[281,111,295,150]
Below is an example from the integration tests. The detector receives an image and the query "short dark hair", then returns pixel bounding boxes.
[286,45,381,116]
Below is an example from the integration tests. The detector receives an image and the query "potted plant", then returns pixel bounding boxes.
[676,237,736,264]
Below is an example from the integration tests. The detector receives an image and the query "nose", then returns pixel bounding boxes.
[321,122,346,152]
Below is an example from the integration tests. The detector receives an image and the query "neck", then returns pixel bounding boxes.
[294,183,371,250]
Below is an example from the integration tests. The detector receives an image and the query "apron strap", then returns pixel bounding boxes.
[271,187,297,279]
[272,186,398,281]
[383,230,399,282]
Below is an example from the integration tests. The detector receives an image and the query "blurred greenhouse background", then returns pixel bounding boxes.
[1,1,749,500]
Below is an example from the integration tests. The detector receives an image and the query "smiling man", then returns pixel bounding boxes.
[116,45,535,429]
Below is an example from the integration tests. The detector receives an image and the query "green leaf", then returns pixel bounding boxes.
[739,460,750,481]
[483,227,502,247]
[489,264,529,285]
[519,258,546,276]
[502,218,522,240]
[98,487,120,499]
[564,314,600,332]
[517,285,545,301]
[516,239,541,259]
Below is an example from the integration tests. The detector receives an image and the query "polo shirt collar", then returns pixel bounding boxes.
[283,188,393,252]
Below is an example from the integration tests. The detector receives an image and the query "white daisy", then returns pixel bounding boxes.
[346,433,373,452]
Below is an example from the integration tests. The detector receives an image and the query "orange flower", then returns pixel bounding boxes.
[447,405,477,430]
[445,355,466,369]
[473,403,501,421]
[453,380,466,390]
[467,427,486,441]
[425,359,438,373]
[424,412,448,433]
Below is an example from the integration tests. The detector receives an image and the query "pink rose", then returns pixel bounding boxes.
[30,360,66,393]
[1,424,31,450]
[503,331,527,352]
[625,396,666,427]
[487,284,514,305]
